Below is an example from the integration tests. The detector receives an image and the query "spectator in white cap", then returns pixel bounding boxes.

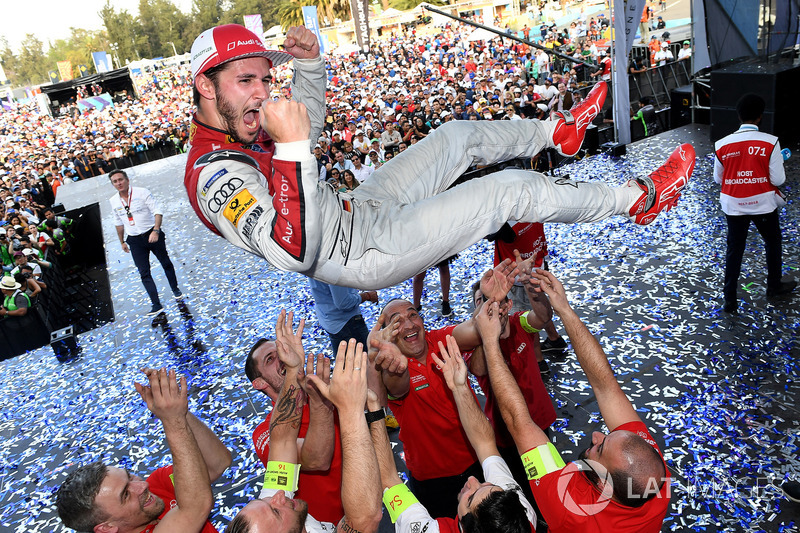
[352,130,370,161]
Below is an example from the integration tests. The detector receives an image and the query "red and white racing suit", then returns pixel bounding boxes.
[184,57,640,290]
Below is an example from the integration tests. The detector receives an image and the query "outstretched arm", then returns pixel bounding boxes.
[298,353,335,471]
[453,260,522,352]
[530,270,640,430]
[476,303,549,454]
[308,340,382,533]
[186,413,232,483]
[134,369,213,533]
[431,335,499,462]
[268,310,308,463]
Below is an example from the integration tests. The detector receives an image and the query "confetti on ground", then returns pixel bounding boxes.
[1,125,798,532]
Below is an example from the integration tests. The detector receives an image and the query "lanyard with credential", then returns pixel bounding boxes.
[120,190,135,226]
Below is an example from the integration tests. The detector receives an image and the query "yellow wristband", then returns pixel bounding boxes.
[382,483,418,523]
[520,311,540,333]
[263,461,300,492]
[521,442,566,480]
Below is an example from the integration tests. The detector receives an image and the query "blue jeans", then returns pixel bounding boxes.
[327,314,369,355]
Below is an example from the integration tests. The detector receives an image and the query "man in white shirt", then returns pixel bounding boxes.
[109,169,183,316]
[351,154,374,183]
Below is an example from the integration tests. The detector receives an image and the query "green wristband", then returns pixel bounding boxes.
[263,461,300,492]
[521,442,566,480]
[520,311,540,333]
[382,483,418,523]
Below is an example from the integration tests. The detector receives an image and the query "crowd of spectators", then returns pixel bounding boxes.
[0,0,689,324]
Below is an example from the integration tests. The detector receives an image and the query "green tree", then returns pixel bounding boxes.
[222,0,279,33]
[17,34,48,86]
[389,0,444,11]
[186,0,224,43]
[0,38,20,85]
[138,0,189,57]
[99,2,144,65]
[277,0,305,29]
[47,28,109,77]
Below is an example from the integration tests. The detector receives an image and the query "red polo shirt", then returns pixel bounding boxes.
[529,421,670,532]
[466,313,556,447]
[389,326,479,480]
[140,466,217,533]
[252,408,345,523]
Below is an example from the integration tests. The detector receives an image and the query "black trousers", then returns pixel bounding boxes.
[127,228,179,306]
[724,209,782,303]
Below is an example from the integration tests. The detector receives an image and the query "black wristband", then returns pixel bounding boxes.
[365,408,385,425]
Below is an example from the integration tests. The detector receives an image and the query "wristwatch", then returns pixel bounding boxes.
[365,407,386,425]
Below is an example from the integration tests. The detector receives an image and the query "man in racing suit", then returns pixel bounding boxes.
[185,24,695,290]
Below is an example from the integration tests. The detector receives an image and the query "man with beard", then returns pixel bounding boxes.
[185,24,695,291]
[55,368,232,533]
[227,316,382,533]
[478,270,670,532]
[245,314,344,523]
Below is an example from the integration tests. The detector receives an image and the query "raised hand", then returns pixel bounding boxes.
[479,258,519,302]
[512,248,537,285]
[530,270,571,314]
[300,353,331,407]
[134,368,188,424]
[430,335,467,391]
[283,26,320,60]
[261,99,311,143]
[367,314,406,374]
[474,300,502,342]
[307,339,368,414]
[275,309,305,372]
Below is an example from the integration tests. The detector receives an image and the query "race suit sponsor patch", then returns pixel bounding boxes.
[223,189,257,226]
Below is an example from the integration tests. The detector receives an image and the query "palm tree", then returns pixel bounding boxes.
[278,0,304,28]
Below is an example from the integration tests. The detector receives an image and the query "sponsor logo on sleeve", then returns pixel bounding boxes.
[208,177,244,213]
[223,189,257,226]
[241,205,264,241]
[201,168,228,197]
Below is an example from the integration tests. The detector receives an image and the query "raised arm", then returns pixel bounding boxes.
[308,340,382,533]
[284,26,326,145]
[268,310,307,463]
[368,314,411,399]
[186,413,232,483]
[298,353,335,471]
[476,303,549,454]
[134,369,213,533]
[531,270,640,430]
[430,335,499,462]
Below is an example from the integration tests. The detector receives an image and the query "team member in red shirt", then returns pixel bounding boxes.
[229,323,382,533]
[465,274,556,514]
[713,93,796,313]
[245,321,345,524]
[478,270,670,532]
[492,222,568,357]
[368,261,519,518]
[56,368,232,533]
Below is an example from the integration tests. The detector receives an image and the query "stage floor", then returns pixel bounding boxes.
[2,124,799,532]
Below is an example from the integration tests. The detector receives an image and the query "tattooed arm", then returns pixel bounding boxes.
[268,310,307,462]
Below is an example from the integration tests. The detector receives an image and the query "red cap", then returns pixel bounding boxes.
[190,24,293,80]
